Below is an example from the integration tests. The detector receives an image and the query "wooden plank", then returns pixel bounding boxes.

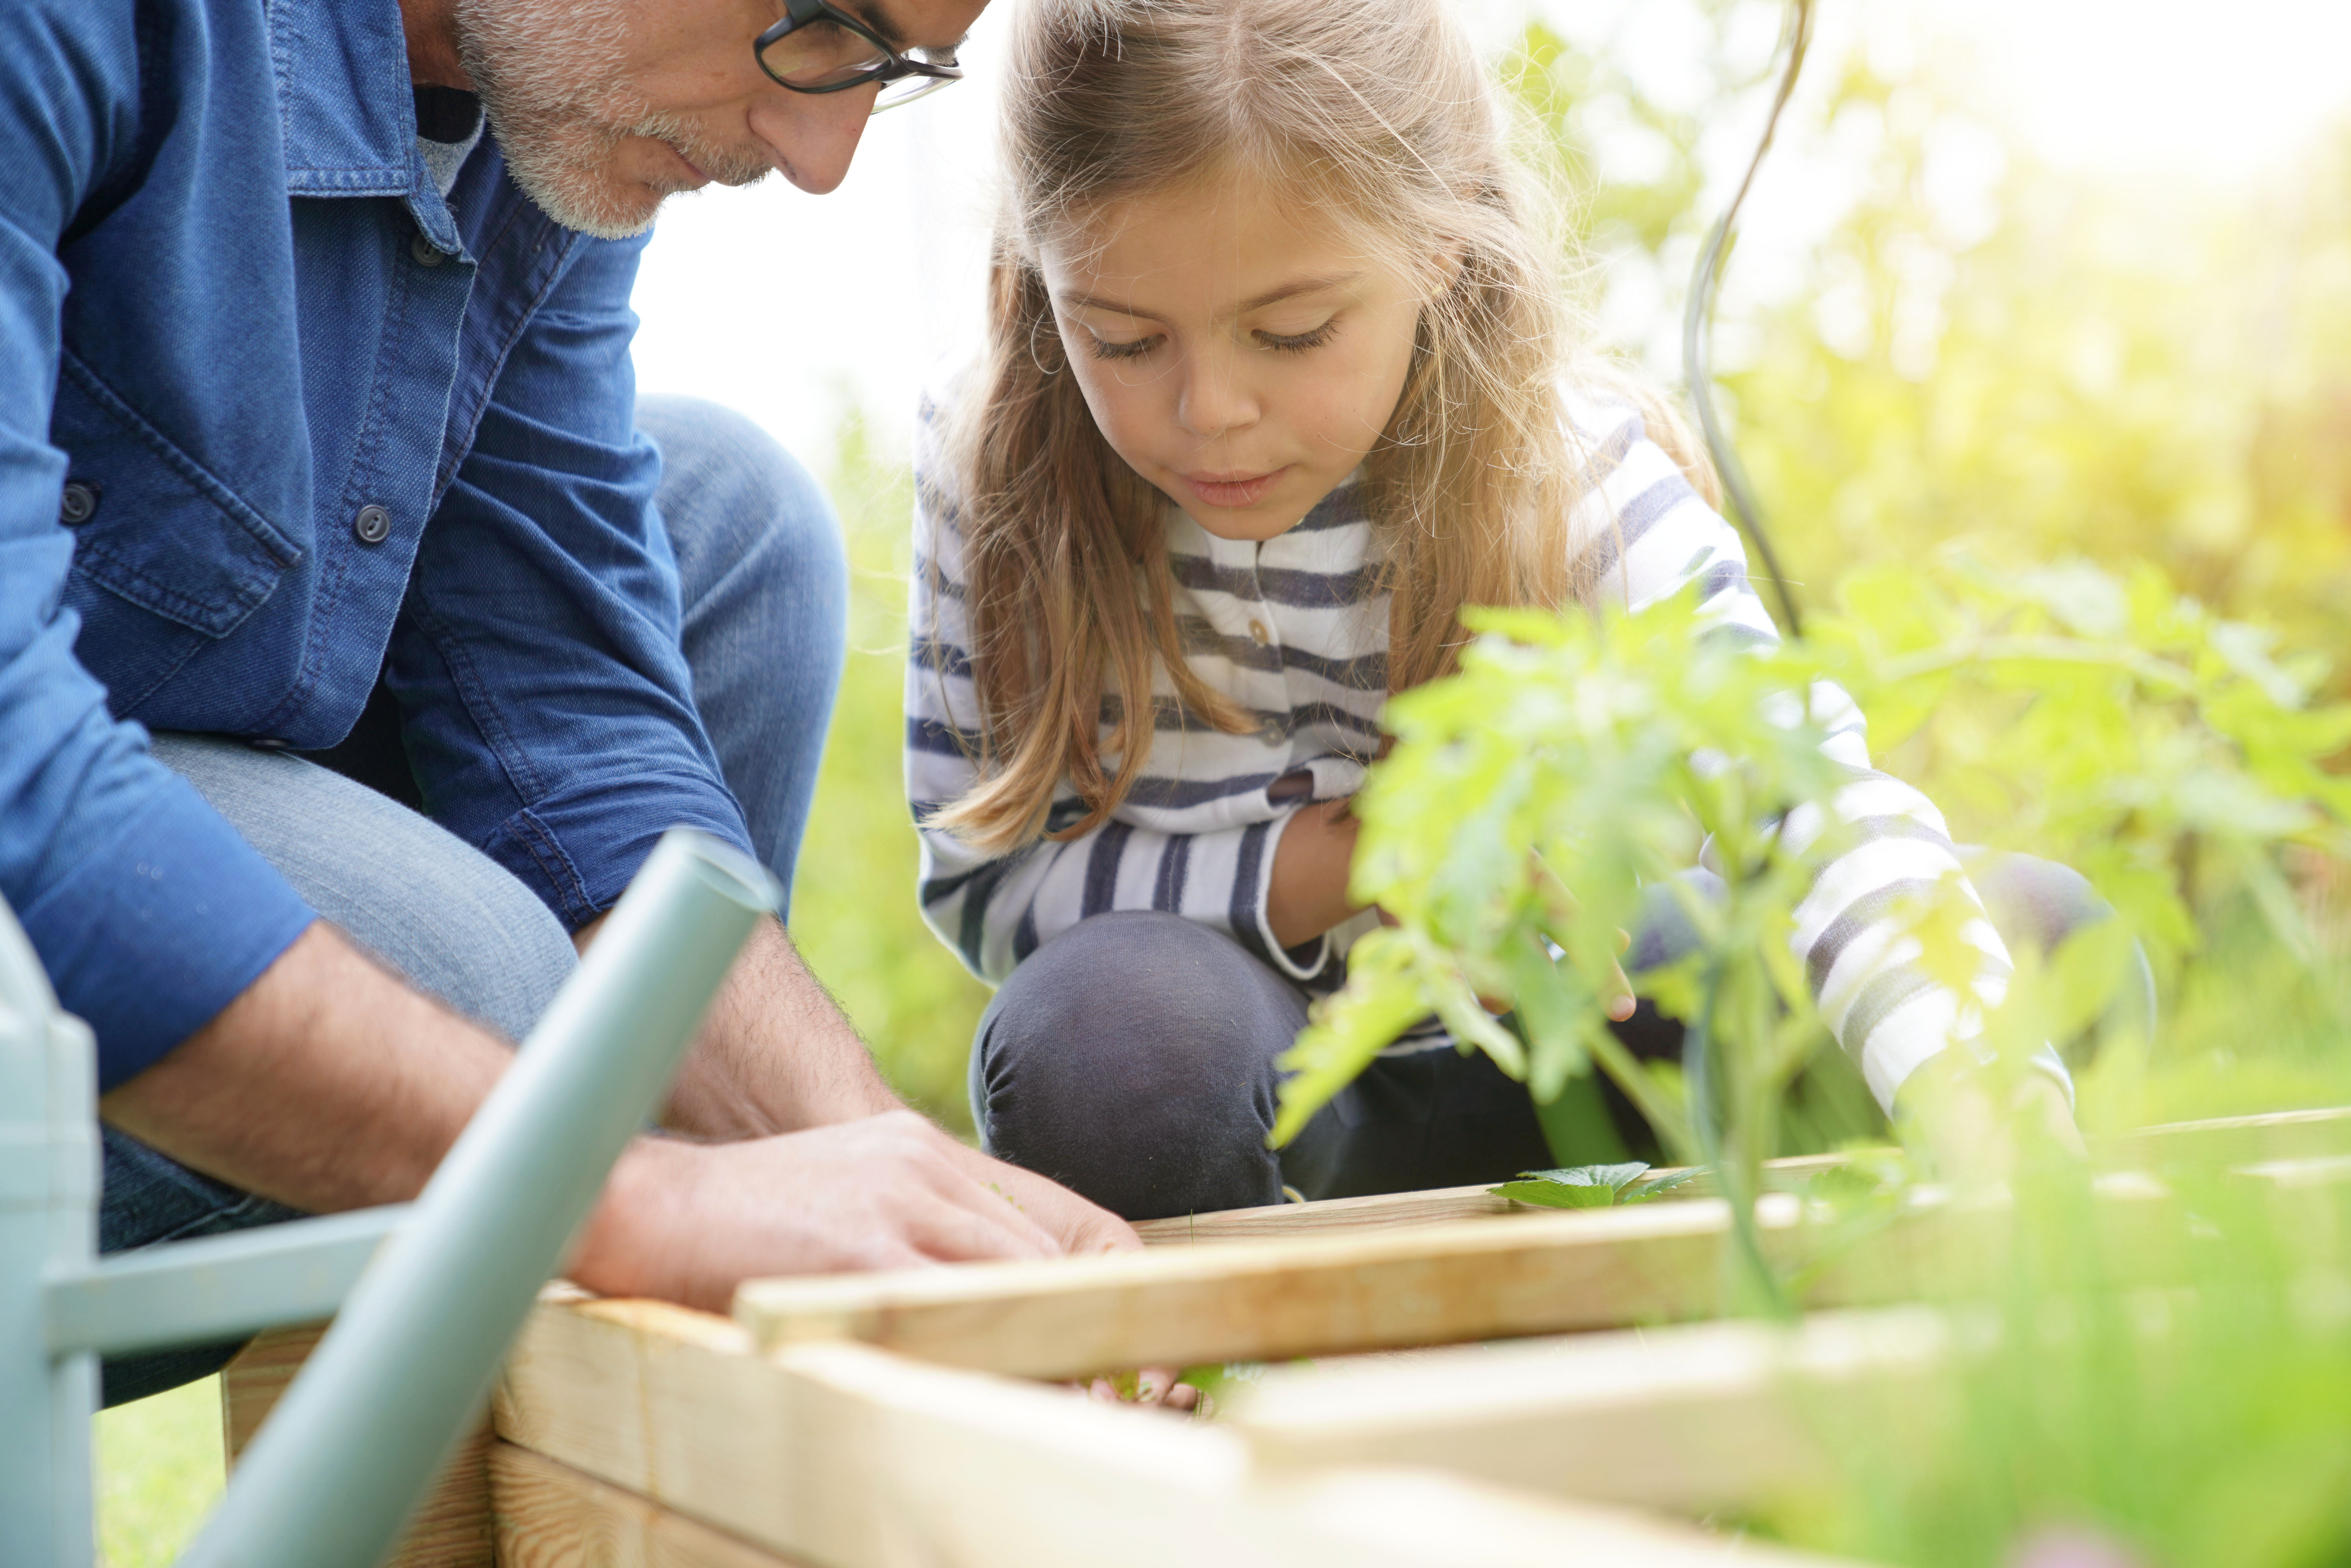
[2116,1107,2351,1168]
[1128,1109,2351,1248]
[1226,1307,1958,1512]
[489,1443,812,1568]
[1130,1155,1854,1248]
[493,1297,1868,1568]
[222,1322,494,1568]
[736,1174,2196,1381]
[1133,1182,1518,1246]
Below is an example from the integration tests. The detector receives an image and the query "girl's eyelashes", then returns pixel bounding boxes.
[1087,333,1160,362]
[1078,317,1339,359]
[1255,318,1339,354]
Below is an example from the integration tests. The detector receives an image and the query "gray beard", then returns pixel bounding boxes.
[451,0,758,240]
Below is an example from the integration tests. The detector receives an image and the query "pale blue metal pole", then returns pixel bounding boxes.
[180,829,777,1568]
[0,883,100,1568]
[49,1204,407,1359]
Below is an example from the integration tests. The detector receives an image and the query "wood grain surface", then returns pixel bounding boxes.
[492,1297,1870,1568]
[221,1322,494,1568]
[736,1173,2210,1380]
[1227,1305,1958,1511]
[489,1443,813,1568]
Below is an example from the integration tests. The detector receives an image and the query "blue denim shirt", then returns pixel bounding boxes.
[1,0,754,1088]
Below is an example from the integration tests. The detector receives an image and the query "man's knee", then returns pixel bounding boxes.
[637,394,847,605]
[972,912,1302,1218]
[150,734,575,1043]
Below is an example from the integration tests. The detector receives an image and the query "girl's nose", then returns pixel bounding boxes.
[1174,349,1259,440]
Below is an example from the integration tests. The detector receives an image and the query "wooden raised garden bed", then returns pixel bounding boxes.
[222,1106,2351,1567]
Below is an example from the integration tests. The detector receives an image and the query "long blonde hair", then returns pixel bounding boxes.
[934,0,1717,853]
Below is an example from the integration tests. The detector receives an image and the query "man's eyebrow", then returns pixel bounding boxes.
[839,0,911,52]
[1058,273,1362,325]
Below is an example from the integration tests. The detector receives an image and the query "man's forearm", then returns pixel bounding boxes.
[99,921,508,1213]
[580,913,900,1142]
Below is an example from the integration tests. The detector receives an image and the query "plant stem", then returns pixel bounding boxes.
[1686,952,1795,1320]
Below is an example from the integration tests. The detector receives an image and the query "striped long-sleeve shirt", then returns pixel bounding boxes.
[906,391,2025,1112]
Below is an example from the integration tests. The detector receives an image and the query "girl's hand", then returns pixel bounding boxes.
[1267,795,1364,949]
[1896,1050,2086,1183]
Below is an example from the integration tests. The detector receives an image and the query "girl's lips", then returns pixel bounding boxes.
[1181,467,1287,510]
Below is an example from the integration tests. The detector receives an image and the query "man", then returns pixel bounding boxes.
[0,0,1135,1406]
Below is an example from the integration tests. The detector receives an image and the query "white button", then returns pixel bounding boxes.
[1248,619,1270,645]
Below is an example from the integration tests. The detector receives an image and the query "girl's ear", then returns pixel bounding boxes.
[1422,237,1472,301]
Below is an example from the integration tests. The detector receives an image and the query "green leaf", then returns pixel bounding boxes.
[1490,1162,1652,1208]
[1622,1165,1708,1203]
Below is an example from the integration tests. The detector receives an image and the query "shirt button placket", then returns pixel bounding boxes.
[353,504,392,545]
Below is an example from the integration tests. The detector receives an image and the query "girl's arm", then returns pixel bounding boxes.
[1580,403,2064,1118]
[1266,795,1361,949]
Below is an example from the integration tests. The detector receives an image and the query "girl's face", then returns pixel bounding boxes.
[1039,175,1429,542]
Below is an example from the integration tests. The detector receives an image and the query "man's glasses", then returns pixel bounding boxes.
[755,0,962,114]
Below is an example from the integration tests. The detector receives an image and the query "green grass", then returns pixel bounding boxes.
[95,1377,223,1566]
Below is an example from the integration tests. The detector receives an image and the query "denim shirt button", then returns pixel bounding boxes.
[58,483,97,525]
[353,504,392,545]
[410,230,447,267]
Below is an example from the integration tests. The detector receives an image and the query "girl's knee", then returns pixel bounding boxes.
[970,913,1300,1218]
[979,913,1299,1088]
[1968,852,2112,955]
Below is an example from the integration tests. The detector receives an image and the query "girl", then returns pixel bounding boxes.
[907,0,2080,1219]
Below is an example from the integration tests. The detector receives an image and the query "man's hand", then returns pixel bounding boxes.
[105,921,1146,1315]
[574,1112,1153,1312]
[574,1112,1065,1309]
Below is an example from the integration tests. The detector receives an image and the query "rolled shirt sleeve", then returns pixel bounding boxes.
[0,0,315,1089]
[387,225,756,929]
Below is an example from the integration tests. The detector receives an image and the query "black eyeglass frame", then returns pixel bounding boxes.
[754,0,963,110]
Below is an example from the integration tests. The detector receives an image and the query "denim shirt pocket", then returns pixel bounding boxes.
[53,352,306,712]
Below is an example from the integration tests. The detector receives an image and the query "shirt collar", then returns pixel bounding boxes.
[272,0,467,251]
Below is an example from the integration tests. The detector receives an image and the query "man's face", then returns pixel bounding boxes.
[453,0,984,238]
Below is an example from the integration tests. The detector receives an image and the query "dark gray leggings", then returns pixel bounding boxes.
[969,854,2149,1221]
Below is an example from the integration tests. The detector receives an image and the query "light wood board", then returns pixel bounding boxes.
[736,1174,2196,1380]
[1131,1153,1859,1247]
[493,1296,1870,1568]
[1130,1108,2351,1248]
[1227,1306,1960,1512]
[2118,1107,2351,1168]
[490,1443,815,1568]
[222,1322,494,1568]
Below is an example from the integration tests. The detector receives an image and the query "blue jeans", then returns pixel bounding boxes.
[98,396,848,1404]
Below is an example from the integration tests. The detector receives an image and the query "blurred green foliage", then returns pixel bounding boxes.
[1766,1163,2351,1568]
[791,3,2351,1143]
[788,411,990,1136]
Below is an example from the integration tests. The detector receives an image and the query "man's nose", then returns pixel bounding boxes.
[748,88,873,196]
[1175,347,1258,441]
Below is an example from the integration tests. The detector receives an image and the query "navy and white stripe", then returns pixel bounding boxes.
[906,389,2027,1112]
